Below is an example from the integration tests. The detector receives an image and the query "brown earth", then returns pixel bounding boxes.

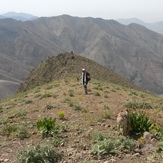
[1,77,163,162]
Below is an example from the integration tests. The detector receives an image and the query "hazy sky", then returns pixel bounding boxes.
[1,0,163,23]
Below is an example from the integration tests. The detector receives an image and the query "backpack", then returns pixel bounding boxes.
[86,72,91,81]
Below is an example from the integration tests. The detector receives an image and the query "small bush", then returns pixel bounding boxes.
[45,104,55,110]
[25,100,33,104]
[124,101,152,109]
[58,111,65,120]
[68,89,74,97]
[130,112,154,136]
[101,111,111,119]
[1,124,29,139]
[1,124,17,137]
[16,126,29,139]
[40,93,52,99]
[50,137,66,147]
[151,125,163,141]
[17,144,61,163]
[37,117,60,138]
[94,92,101,96]
[91,132,135,156]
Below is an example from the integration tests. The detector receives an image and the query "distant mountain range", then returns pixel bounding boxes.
[117,18,163,35]
[0,14,163,99]
[0,12,38,21]
[1,12,163,35]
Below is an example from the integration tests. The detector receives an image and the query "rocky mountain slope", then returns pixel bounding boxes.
[1,57,163,162]
[18,52,143,93]
[1,15,163,99]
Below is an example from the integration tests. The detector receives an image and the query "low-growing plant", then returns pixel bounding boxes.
[151,125,163,141]
[91,132,135,156]
[130,112,154,136]
[101,111,111,119]
[1,124,17,137]
[37,117,60,138]
[0,107,3,113]
[17,144,61,163]
[50,137,66,147]
[58,111,65,120]
[68,89,74,97]
[94,92,101,96]
[69,102,86,112]
[25,100,33,104]
[73,103,83,111]
[45,104,54,110]
[1,124,29,139]
[40,93,52,99]
[83,160,99,163]
[16,126,29,140]
[124,101,152,110]
[129,91,138,96]
[104,104,110,110]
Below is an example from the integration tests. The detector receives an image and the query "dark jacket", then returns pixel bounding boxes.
[82,71,90,86]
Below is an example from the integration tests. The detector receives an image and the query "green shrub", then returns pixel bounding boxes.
[101,111,111,119]
[1,124,29,139]
[37,117,60,138]
[94,92,101,96]
[151,125,163,141]
[45,104,55,110]
[17,144,61,163]
[25,100,33,104]
[50,137,66,147]
[91,132,135,156]
[124,101,152,109]
[130,112,154,136]
[16,126,29,140]
[1,124,17,137]
[40,93,52,99]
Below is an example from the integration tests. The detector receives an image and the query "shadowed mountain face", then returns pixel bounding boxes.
[0,15,163,99]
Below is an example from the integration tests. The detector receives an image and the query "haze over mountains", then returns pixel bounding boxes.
[0,13,163,99]
[117,18,163,35]
[0,12,38,21]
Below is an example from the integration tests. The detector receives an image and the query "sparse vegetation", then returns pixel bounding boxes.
[1,76,163,162]
[37,117,60,138]
[58,111,65,120]
[17,144,61,163]
[124,101,153,109]
[130,111,154,136]
[1,124,29,139]
[94,92,101,96]
[91,132,135,155]
[40,93,52,99]
[45,104,55,110]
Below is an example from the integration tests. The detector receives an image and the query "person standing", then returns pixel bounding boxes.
[82,68,91,94]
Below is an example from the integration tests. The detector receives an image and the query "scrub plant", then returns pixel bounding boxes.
[91,132,135,156]
[17,144,61,163]
[58,111,65,120]
[37,117,60,138]
[130,111,154,136]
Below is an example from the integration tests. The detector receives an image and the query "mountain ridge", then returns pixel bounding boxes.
[18,52,143,93]
[0,15,163,99]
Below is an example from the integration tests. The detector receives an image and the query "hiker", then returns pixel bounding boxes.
[82,68,91,94]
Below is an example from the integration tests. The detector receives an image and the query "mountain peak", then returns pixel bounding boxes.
[18,52,143,93]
